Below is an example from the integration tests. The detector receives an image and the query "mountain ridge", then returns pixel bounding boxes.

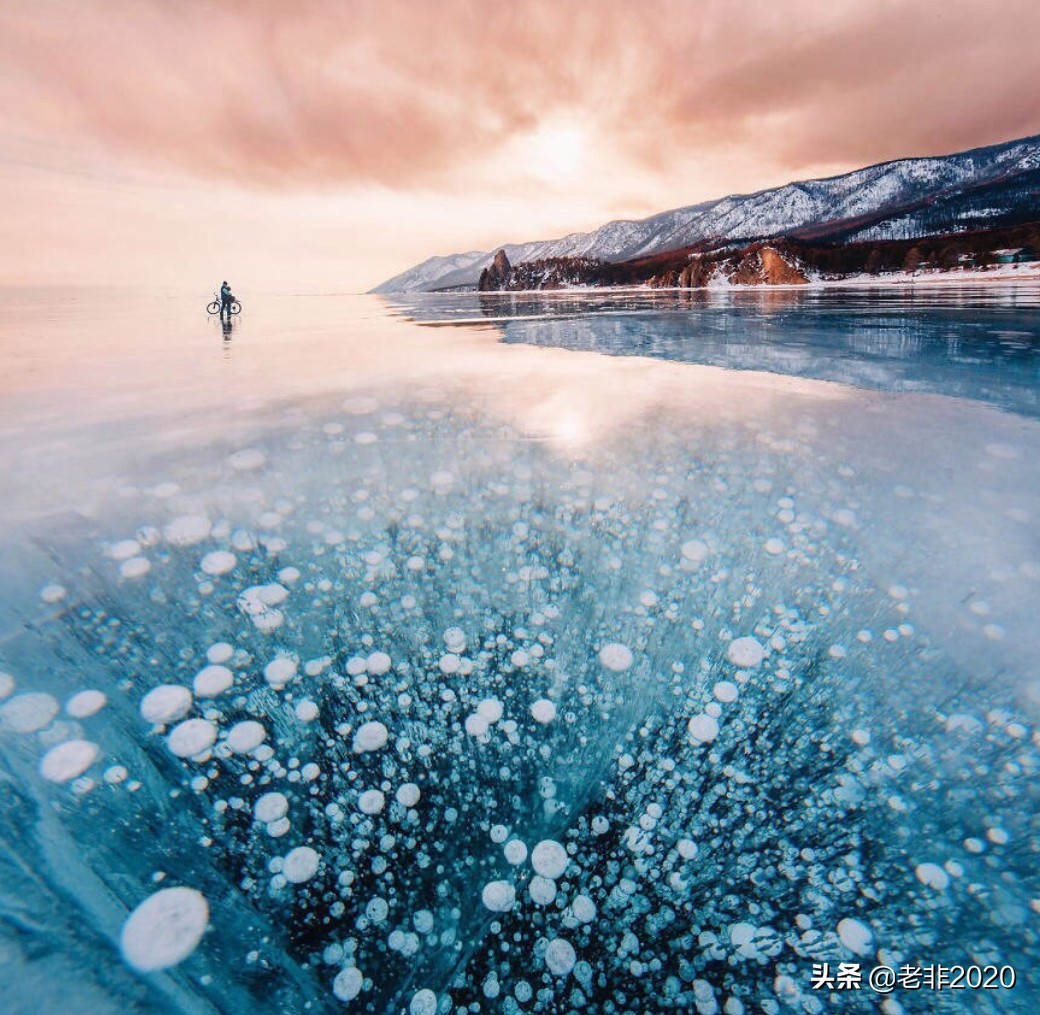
[371,133,1040,292]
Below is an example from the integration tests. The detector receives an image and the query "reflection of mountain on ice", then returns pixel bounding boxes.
[373,133,1040,292]
[385,287,1040,418]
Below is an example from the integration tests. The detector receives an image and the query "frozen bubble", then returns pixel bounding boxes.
[104,765,128,784]
[410,989,438,1015]
[837,917,873,956]
[227,448,266,471]
[252,608,285,633]
[264,656,298,689]
[164,515,212,547]
[193,665,233,698]
[764,538,785,555]
[677,839,698,860]
[413,910,434,934]
[295,700,319,722]
[283,846,320,884]
[687,714,719,745]
[0,672,14,700]
[141,685,193,725]
[439,654,460,674]
[358,789,386,814]
[529,876,557,905]
[1,692,59,733]
[491,825,508,843]
[120,557,151,579]
[530,699,557,723]
[39,583,67,603]
[266,817,290,838]
[727,637,765,668]
[365,897,388,922]
[713,681,738,703]
[167,719,217,758]
[681,539,709,563]
[396,783,421,807]
[465,714,490,737]
[239,583,289,614]
[254,792,288,823]
[40,739,99,783]
[353,721,389,753]
[570,894,596,923]
[544,937,576,976]
[200,551,237,576]
[531,839,568,879]
[915,863,949,890]
[831,508,857,528]
[511,649,530,667]
[504,839,528,865]
[598,643,634,671]
[443,627,467,653]
[206,642,234,664]
[430,470,454,491]
[729,922,755,946]
[333,966,363,1002]
[227,721,266,754]
[120,886,209,972]
[366,652,392,675]
[477,699,503,723]
[481,880,516,912]
[66,689,107,718]
[108,539,140,561]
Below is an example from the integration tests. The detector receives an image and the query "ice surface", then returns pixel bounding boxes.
[1,289,1039,1014]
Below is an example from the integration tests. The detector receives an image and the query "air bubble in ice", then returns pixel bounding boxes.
[531,840,568,879]
[598,644,634,671]
[120,887,209,972]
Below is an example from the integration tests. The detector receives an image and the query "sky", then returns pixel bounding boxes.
[1,0,1039,293]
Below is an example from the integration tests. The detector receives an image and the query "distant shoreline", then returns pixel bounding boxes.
[429,262,1040,296]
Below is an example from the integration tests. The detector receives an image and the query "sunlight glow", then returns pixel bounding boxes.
[515,118,590,184]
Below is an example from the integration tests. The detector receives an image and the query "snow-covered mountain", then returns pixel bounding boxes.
[372,134,1040,292]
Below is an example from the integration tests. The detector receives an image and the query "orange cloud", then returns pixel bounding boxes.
[4,0,1039,188]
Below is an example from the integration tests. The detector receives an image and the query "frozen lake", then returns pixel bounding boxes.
[1,286,1038,1013]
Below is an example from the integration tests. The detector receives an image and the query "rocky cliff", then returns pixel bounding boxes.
[469,223,1040,291]
[478,250,512,291]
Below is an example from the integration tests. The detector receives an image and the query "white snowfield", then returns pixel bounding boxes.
[373,133,1040,292]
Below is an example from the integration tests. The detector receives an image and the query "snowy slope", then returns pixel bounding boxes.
[372,134,1040,292]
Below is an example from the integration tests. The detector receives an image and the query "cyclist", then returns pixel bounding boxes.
[219,280,234,317]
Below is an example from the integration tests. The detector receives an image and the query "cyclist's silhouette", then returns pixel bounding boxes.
[219,281,234,318]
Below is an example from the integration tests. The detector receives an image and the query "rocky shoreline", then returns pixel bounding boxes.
[476,221,1040,292]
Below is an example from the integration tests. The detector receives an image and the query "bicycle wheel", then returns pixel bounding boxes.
[206,301,220,314]
[230,301,242,315]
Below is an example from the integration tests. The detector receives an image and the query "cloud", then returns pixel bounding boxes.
[3,0,1039,192]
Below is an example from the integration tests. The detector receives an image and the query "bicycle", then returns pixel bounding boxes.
[207,294,242,315]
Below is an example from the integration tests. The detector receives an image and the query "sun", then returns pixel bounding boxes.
[516,117,589,184]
